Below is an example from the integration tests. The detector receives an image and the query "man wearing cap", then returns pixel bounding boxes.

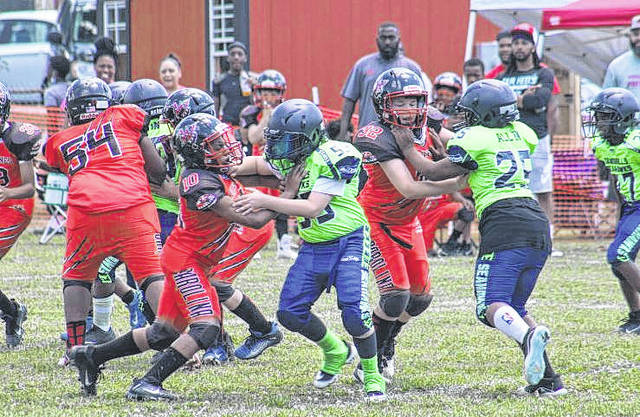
[211,41,257,127]
[497,23,561,256]
[337,22,422,141]
[603,15,640,101]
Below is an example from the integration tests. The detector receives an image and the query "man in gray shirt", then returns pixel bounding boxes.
[337,22,421,141]
[44,56,70,107]
[603,15,640,101]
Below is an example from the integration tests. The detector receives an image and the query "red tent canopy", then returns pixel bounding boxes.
[542,0,640,30]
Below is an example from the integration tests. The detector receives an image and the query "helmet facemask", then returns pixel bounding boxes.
[264,128,322,176]
[382,92,428,129]
[203,126,244,172]
[253,87,285,109]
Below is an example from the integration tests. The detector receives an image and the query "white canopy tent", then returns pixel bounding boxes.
[467,0,639,84]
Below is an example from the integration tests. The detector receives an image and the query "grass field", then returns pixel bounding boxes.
[1,232,639,417]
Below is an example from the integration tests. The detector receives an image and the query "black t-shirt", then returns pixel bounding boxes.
[498,67,554,138]
[478,197,551,255]
[211,73,252,126]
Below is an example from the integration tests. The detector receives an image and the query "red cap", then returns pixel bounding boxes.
[511,22,537,44]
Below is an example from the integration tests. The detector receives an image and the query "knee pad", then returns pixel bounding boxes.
[378,290,410,319]
[146,322,180,351]
[277,309,310,333]
[406,293,434,317]
[341,307,372,337]
[188,322,220,350]
[213,283,235,303]
[140,274,164,292]
[457,207,474,223]
[63,280,92,291]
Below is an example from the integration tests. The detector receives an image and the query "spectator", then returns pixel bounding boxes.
[463,58,485,86]
[93,37,118,84]
[485,30,512,79]
[603,15,640,101]
[497,23,562,257]
[44,56,70,107]
[158,53,184,95]
[211,41,256,126]
[338,22,422,140]
[326,119,353,142]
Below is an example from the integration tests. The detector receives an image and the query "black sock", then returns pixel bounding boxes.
[543,351,555,378]
[353,333,377,359]
[298,313,327,342]
[143,347,188,385]
[121,290,135,305]
[372,313,395,350]
[0,290,16,317]
[630,310,640,320]
[275,215,288,239]
[448,230,462,243]
[93,331,141,365]
[387,319,406,343]
[231,295,271,334]
[66,320,86,348]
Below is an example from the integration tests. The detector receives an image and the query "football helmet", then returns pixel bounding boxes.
[172,113,242,171]
[161,88,216,129]
[0,82,10,128]
[122,79,168,118]
[372,67,428,129]
[456,79,519,128]
[264,98,325,176]
[108,81,131,105]
[253,70,286,108]
[583,87,640,145]
[65,77,112,126]
[433,72,462,97]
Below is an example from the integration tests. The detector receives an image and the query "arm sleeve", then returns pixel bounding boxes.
[341,62,362,101]
[181,171,226,211]
[521,68,553,110]
[312,177,346,196]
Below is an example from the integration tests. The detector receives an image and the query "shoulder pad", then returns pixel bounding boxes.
[353,122,401,163]
[315,141,361,181]
[3,122,42,161]
[180,169,226,211]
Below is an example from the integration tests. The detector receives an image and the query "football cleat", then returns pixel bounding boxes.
[126,378,178,401]
[618,312,640,334]
[517,374,568,397]
[70,345,102,396]
[277,234,298,260]
[313,341,356,389]
[235,322,283,360]
[127,290,147,330]
[203,331,234,366]
[58,350,71,367]
[522,326,550,385]
[85,326,116,345]
[364,372,387,402]
[3,300,27,348]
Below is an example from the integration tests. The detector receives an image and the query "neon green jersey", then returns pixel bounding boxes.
[148,117,180,214]
[592,128,640,203]
[294,139,369,243]
[447,121,538,219]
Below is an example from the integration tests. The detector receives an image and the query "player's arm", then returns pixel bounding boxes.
[150,179,179,200]
[234,189,331,218]
[232,155,274,177]
[0,161,35,203]
[139,136,167,185]
[380,158,464,199]
[247,107,272,145]
[234,174,281,189]
[338,98,356,142]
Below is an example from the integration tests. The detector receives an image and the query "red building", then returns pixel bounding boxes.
[129,0,497,111]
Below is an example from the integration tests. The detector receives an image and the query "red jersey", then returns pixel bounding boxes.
[354,121,430,225]
[43,105,153,213]
[486,63,561,95]
[0,121,40,210]
[166,168,245,267]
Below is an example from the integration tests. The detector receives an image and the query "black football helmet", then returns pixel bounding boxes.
[108,81,131,105]
[161,88,216,129]
[122,79,168,118]
[0,82,10,128]
[456,79,519,129]
[264,98,325,176]
[253,70,286,108]
[583,88,640,145]
[65,77,112,126]
[172,113,243,172]
[372,67,428,129]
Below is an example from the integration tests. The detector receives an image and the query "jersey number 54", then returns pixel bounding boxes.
[59,121,122,175]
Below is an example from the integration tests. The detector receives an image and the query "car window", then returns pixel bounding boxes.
[73,5,97,43]
[0,19,55,44]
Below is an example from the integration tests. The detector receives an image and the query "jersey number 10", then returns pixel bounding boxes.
[60,121,123,175]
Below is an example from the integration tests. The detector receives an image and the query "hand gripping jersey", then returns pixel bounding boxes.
[166,168,243,266]
[295,139,368,243]
[240,104,264,156]
[44,105,153,213]
[447,121,538,220]
[0,121,40,210]
[354,121,430,225]
[592,128,640,204]
[149,116,180,214]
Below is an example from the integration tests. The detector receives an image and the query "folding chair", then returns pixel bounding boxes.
[39,172,68,244]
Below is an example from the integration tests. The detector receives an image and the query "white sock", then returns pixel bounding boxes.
[93,294,114,332]
[492,305,529,344]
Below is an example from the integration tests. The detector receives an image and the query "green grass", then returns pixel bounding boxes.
[1,232,639,417]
